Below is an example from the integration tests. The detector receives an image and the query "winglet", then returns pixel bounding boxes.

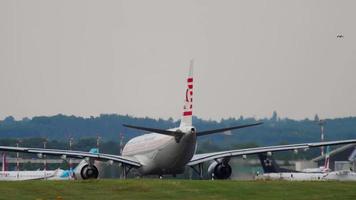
[323,146,330,171]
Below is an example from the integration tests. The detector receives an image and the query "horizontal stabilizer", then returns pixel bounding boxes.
[196,122,263,136]
[123,124,184,138]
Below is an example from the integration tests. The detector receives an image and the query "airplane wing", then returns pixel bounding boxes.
[0,146,141,167]
[188,139,356,166]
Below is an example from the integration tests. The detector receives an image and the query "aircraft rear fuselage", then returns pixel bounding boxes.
[122,127,197,175]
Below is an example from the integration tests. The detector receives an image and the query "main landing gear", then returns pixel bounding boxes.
[190,163,204,179]
[121,164,133,179]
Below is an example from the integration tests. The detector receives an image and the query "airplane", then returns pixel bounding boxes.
[0,151,65,181]
[0,60,355,180]
[255,147,356,181]
[0,148,99,181]
[300,146,331,173]
[337,35,344,38]
[0,168,63,181]
[255,152,330,181]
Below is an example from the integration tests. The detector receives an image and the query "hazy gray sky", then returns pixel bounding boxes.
[1,0,356,120]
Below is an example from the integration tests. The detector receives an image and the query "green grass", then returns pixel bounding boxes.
[0,179,356,200]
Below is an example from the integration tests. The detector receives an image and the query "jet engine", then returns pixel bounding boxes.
[207,161,232,180]
[74,161,99,180]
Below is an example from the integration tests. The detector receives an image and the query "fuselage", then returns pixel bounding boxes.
[256,171,356,181]
[122,126,197,175]
[0,170,58,181]
[301,167,328,173]
[256,172,327,181]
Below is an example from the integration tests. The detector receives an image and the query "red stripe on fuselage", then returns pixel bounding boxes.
[183,111,192,116]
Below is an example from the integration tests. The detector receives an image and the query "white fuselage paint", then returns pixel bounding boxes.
[122,127,197,175]
[301,167,328,173]
[0,170,58,181]
[256,171,356,181]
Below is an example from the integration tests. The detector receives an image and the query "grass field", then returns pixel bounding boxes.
[0,179,356,200]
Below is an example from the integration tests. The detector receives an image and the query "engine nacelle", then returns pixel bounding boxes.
[74,161,99,180]
[207,161,232,180]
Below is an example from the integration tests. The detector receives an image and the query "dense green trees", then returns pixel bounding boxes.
[0,114,355,148]
[0,114,354,169]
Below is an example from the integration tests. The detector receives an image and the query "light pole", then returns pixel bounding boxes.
[69,137,73,168]
[69,137,74,179]
[16,139,22,175]
[96,136,101,153]
[119,133,124,155]
[43,138,48,180]
[119,133,125,179]
[318,120,326,156]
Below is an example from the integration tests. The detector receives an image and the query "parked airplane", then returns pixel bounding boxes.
[256,149,356,181]
[0,169,63,181]
[0,151,67,181]
[0,148,99,181]
[323,170,356,181]
[0,61,356,179]
[301,146,331,173]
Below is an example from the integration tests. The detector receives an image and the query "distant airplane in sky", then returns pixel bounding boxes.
[0,61,356,180]
[337,35,344,38]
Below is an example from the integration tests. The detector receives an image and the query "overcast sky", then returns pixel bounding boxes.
[1,0,355,120]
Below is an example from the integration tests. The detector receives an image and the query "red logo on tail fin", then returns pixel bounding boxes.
[183,111,192,116]
[183,77,193,116]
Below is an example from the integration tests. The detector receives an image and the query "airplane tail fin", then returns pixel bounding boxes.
[323,146,330,171]
[258,154,297,173]
[123,60,262,135]
[258,154,281,173]
[2,153,7,171]
[89,148,99,154]
[180,60,194,127]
